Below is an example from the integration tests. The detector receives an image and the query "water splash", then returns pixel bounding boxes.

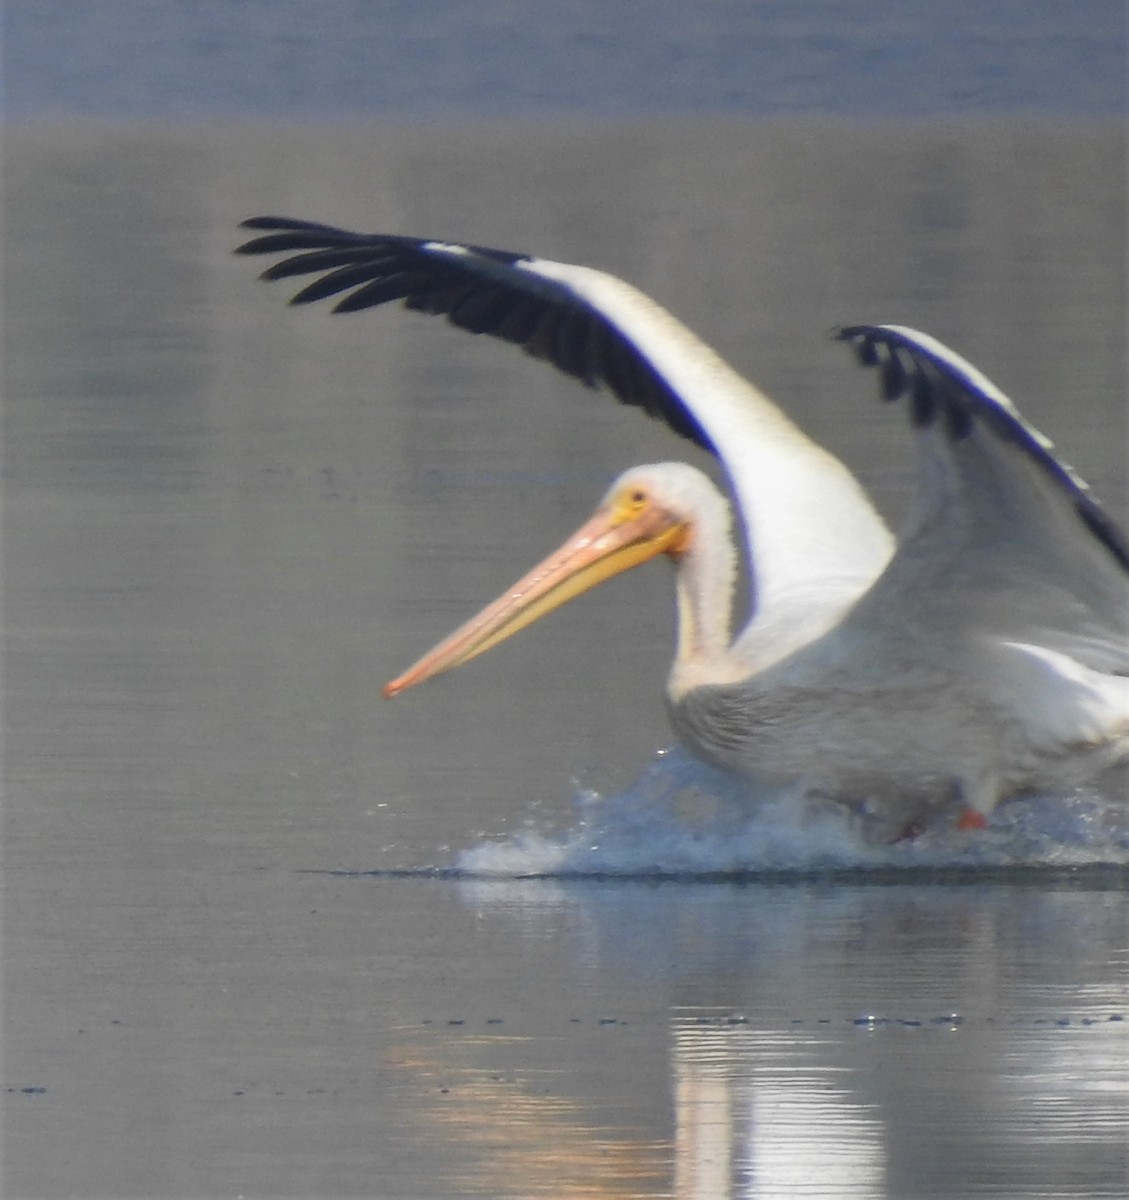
[456,748,1129,878]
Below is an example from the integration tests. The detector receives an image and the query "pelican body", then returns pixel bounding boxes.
[237,217,1129,826]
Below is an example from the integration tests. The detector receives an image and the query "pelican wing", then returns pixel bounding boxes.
[708,325,1129,797]
[237,217,895,622]
[237,216,714,447]
[836,325,1128,670]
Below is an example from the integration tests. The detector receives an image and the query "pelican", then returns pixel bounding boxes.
[236,216,1129,829]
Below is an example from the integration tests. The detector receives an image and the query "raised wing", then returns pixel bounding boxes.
[237,216,713,449]
[839,324,1129,574]
[236,217,895,622]
[837,324,1128,666]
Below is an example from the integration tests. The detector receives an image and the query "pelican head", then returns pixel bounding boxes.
[382,462,733,698]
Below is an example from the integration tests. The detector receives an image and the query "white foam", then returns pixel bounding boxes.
[455,748,1129,878]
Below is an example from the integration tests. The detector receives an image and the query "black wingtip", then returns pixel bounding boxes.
[235,215,719,456]
[238,215,345,234]
[838,323,1129,576]
[235,216,305,254]
[835,324,880,367]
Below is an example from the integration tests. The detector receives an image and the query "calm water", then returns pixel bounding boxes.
[4,1,1124,120]
[4,121,1127,1197]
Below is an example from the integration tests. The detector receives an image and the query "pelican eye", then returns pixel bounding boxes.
[613,485,651,523]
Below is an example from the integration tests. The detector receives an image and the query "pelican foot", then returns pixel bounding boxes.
[956,807,989,831]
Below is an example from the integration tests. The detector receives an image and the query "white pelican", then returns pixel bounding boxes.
[237,217,1129,829]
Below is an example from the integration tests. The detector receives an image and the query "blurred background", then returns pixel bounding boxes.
[6,1,1124,120]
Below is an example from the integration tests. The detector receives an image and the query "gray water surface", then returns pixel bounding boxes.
[4,122,1128,1198]
[4,1,1123,120]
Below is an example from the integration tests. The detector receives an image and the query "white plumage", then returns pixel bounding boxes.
[238,218,1129,828]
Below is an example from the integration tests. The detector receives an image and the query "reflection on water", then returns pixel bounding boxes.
[668,1007,1129,1200]
[4,121,1126,1198]
[394,878,1129,1199]
[673,1022,887,1198]
[390,1028,672,1198]
[383,997,1128,1198]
